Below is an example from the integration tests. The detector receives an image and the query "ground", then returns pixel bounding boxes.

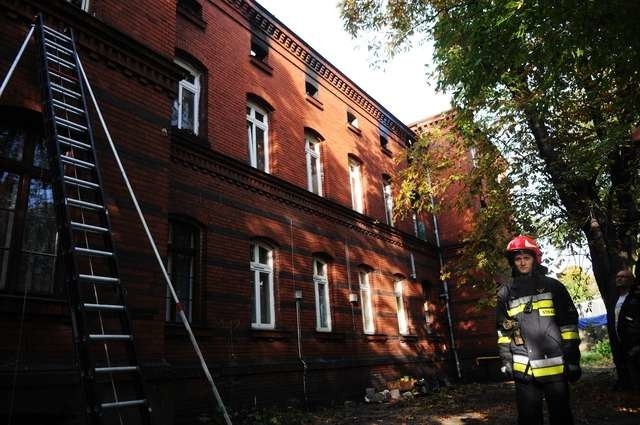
[232,365,640,425]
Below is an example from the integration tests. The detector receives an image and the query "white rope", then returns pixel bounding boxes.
[75,56,232,425]
[0,24,34,99]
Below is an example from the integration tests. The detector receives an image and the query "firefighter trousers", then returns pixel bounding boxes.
[515,379,573,425]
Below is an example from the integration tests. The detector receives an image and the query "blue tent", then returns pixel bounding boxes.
[578,314,607,329]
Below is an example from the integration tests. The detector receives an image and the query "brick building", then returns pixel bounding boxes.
[0,0,495,423]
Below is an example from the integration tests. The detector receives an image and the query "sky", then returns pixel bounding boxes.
[256,0,451,125]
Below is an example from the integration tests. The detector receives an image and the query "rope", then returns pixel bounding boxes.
[76,55,233,425]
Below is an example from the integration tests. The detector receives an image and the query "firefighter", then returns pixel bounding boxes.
[497,235,581,425]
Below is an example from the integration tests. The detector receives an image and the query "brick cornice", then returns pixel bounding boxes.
[1,0,179,97]
[223,0,415,144]
[170,135,429,252]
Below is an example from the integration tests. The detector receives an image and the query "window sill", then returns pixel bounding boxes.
[170,127,209,148]
[177,5,207,29]
[0,293,68,316]
[249,328,292,341]
[250,57,273,76]
[347,123,362,136]
[381,146,393,157]
[363,333,388,343]
[305,95,324,110]
[400,334,419,342]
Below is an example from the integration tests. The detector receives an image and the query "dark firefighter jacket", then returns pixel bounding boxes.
[497,274,580,382]
[617,289,640,354]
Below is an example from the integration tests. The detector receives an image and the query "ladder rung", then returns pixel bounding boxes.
[55,116,87,132]
[44,39,74,56]
[71,221,108,233]
[101,399,146,410]
[89,334,132,342]
[74,247,114,257]
[95,366,139,374]
[49,70,78,85]
[43,25,72,43]
[58,134,91,150]
[79,274,120,284]
[64,175,99,189]
[50,82,80,99]
[46,52,76,70]
[61,155,95,169]
[67,198,104,211]
[53,99,84,115]
[83,303,125,312]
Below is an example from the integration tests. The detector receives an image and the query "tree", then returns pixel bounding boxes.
[340,0,640,364]
[557,265,597,303]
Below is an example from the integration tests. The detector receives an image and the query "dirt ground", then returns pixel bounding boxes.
[236,365,640,425]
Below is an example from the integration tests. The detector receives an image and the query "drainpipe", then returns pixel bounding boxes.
[430,201,463,380]
[290,218,308,404]
[295,289,308,405]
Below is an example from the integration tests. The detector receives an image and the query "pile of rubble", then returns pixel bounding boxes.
[364,376,445,403]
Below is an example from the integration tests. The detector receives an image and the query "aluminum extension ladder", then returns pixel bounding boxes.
[36,16,153,425]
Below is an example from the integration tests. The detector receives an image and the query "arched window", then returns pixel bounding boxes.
[172,58,202,135]
[0,109,59,295]
[247,102,269,172]
[313,257,331,331]
[358,267,375,334]
[348,156,364,213]
[166,219,202,322]
[382,174,394,226]
[394,277,409,335]
[250,241,275,328]
[305,130,323,196]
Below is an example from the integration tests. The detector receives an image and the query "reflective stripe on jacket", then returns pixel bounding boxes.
[497,274,580,382]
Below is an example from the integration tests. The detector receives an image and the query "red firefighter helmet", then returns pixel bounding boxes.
[506,235,543,264]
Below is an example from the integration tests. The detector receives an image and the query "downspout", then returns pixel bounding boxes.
[430,200,463,380]
[290,218,308,404]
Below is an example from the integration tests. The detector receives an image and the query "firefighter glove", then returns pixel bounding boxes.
[500,364,513,380]
[565,363,581,383]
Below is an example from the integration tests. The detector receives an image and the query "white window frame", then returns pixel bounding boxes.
[349,158,364,213]
[305,135,323,196]
[313,258,331,332]
[383,178,394,226]
[395,280,409,335]
[68,0,90,12]
[247,103,269,172]
[359,270,375,334]
[174,58,201,135]
[250,243,275,329]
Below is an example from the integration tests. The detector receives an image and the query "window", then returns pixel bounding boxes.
[412,213,427,240]
[395,279,409,335]
[171,59,201,135]
[247,103,269,172]
[347,111,359,129]
[421,281,433,333]
[305,133,323,195]
[359,269,375,334]
[67,0,90,11]
[313,258,331,331]
[380,134,389,150]
[250,36,269,62]
[250,242,275,329]
[382,175,394,226]
[305,79,319,98]
[177,0,203,19]
[349,157,364,213]
[0,111,59,295]
[166,220,200,322]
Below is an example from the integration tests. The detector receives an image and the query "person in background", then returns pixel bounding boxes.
[612,269,635,390]
[616,270,640,392]
[497,235,581,425]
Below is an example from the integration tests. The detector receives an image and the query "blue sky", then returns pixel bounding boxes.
[256,0,451,124]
